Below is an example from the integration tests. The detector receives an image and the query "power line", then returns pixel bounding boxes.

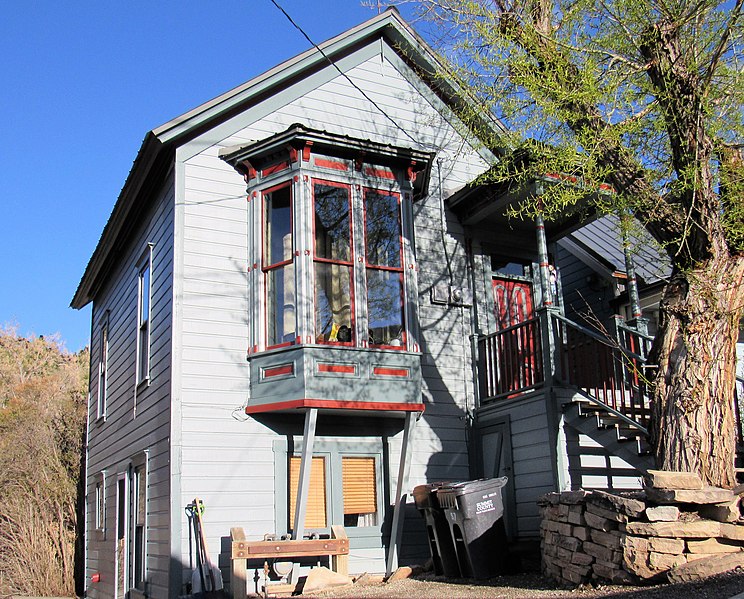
[268,0,421,147]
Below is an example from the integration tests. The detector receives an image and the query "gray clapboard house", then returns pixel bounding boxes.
[72,8,666,599]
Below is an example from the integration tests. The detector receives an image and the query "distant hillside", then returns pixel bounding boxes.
[0,328,88,596]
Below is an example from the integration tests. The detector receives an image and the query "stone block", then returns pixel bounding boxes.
[648,537,685,554]
[644,470,703,490]
[667,553,744,583]
[589,490,646,517]
[590,529,622,550]
[543,520,574,536]
[645,506,680,522]
[572,551,594,566]
[585,511,618,532]
[586,502,629,523]
[538,492,561,506]
[698,499,740,523]
[720,523,744,541]
[584,541,616,563]
[592,562,635,584]
[625,520,721,538]
[648,552,686,570]
[558,490,591,505]
[387,566,413,582]
[557,535,582,552]
[646,486,735,505]
[572,526,590,541]
[302,567,352,593]
[568,505,585,525]
[686,538,744,553]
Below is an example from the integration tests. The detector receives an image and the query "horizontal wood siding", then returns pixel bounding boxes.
[85,175,174,598]
[555,244,615,328]
[178,46,490,578]
[476,394,555,539]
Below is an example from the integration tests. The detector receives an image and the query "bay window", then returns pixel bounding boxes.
[220,124,431,359]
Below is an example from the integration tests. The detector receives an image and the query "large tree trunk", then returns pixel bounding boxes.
[651,255,744,488]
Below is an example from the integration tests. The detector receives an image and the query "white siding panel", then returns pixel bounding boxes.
[86,175,175,599]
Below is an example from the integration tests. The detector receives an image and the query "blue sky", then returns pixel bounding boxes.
[0,1,413,352]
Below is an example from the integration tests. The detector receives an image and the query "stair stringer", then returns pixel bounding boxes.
[556,387,654,491]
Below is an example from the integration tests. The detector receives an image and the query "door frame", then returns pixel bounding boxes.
[475,416,517,540]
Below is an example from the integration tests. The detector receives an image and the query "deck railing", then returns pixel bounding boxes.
[477,317,543,400]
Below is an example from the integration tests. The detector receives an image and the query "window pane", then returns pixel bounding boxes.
[266,264,295,346]
[315,262,352,343]
[314,183,351,262]
[264,185,292,266]
[365,190,401,268]
[139,263,150,325]
[342,457,377,527]
[367,270,403,346]
[289,456,327,529]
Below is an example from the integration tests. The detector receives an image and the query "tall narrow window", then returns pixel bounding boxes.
[364,189,404,347]
[313,181,354,343]
[132,463,147,591]
[95,472,106,534]
[288,456,327,530]
[263,184,295,347]
[97,318,108,420]
[136,249,152,385]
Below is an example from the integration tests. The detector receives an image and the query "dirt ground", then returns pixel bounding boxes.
[294,569,744,599]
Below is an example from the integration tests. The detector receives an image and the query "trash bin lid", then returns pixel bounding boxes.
[439,477,507,497]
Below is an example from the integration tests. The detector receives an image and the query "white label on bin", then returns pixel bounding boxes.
[476,499,495,514]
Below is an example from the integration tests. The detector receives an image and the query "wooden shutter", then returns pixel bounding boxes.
[342,457,377,515]
[289,456,327,528]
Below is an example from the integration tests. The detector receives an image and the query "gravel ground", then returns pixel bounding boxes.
[297,569,744,599]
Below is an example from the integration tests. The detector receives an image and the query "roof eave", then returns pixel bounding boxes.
[71,132,164,309]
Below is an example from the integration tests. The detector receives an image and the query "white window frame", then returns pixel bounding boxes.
[131,453,148,594]
[135,244,153,387]
[96,313,109,421]
[95,470,106,537]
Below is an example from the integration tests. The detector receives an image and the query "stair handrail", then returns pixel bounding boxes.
[572,387,649,436]
[615,318,655,343]
[552,312,647,363]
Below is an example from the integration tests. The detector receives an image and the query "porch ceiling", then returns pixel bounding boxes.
[447,179,598,255]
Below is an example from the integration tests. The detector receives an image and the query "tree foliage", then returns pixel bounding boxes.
[0,327,88,596]
[389,0,743,485]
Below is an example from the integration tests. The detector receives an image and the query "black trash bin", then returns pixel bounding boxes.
[412,483,461,577]
[438,477,508,579]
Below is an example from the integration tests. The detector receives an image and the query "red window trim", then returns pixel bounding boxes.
[312,179,356,345]
[363,187,406,350]
[262,181,294,270]
[262,181,295,350]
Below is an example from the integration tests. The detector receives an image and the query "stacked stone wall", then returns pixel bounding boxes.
[539,471,744,586]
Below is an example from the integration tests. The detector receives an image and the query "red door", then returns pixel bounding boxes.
[491,277,539,395]
[492,277,535,329]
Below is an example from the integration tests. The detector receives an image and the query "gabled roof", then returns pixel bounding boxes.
[71,8,505,309]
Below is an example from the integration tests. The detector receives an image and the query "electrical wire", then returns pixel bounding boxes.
[268,0,421,148]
